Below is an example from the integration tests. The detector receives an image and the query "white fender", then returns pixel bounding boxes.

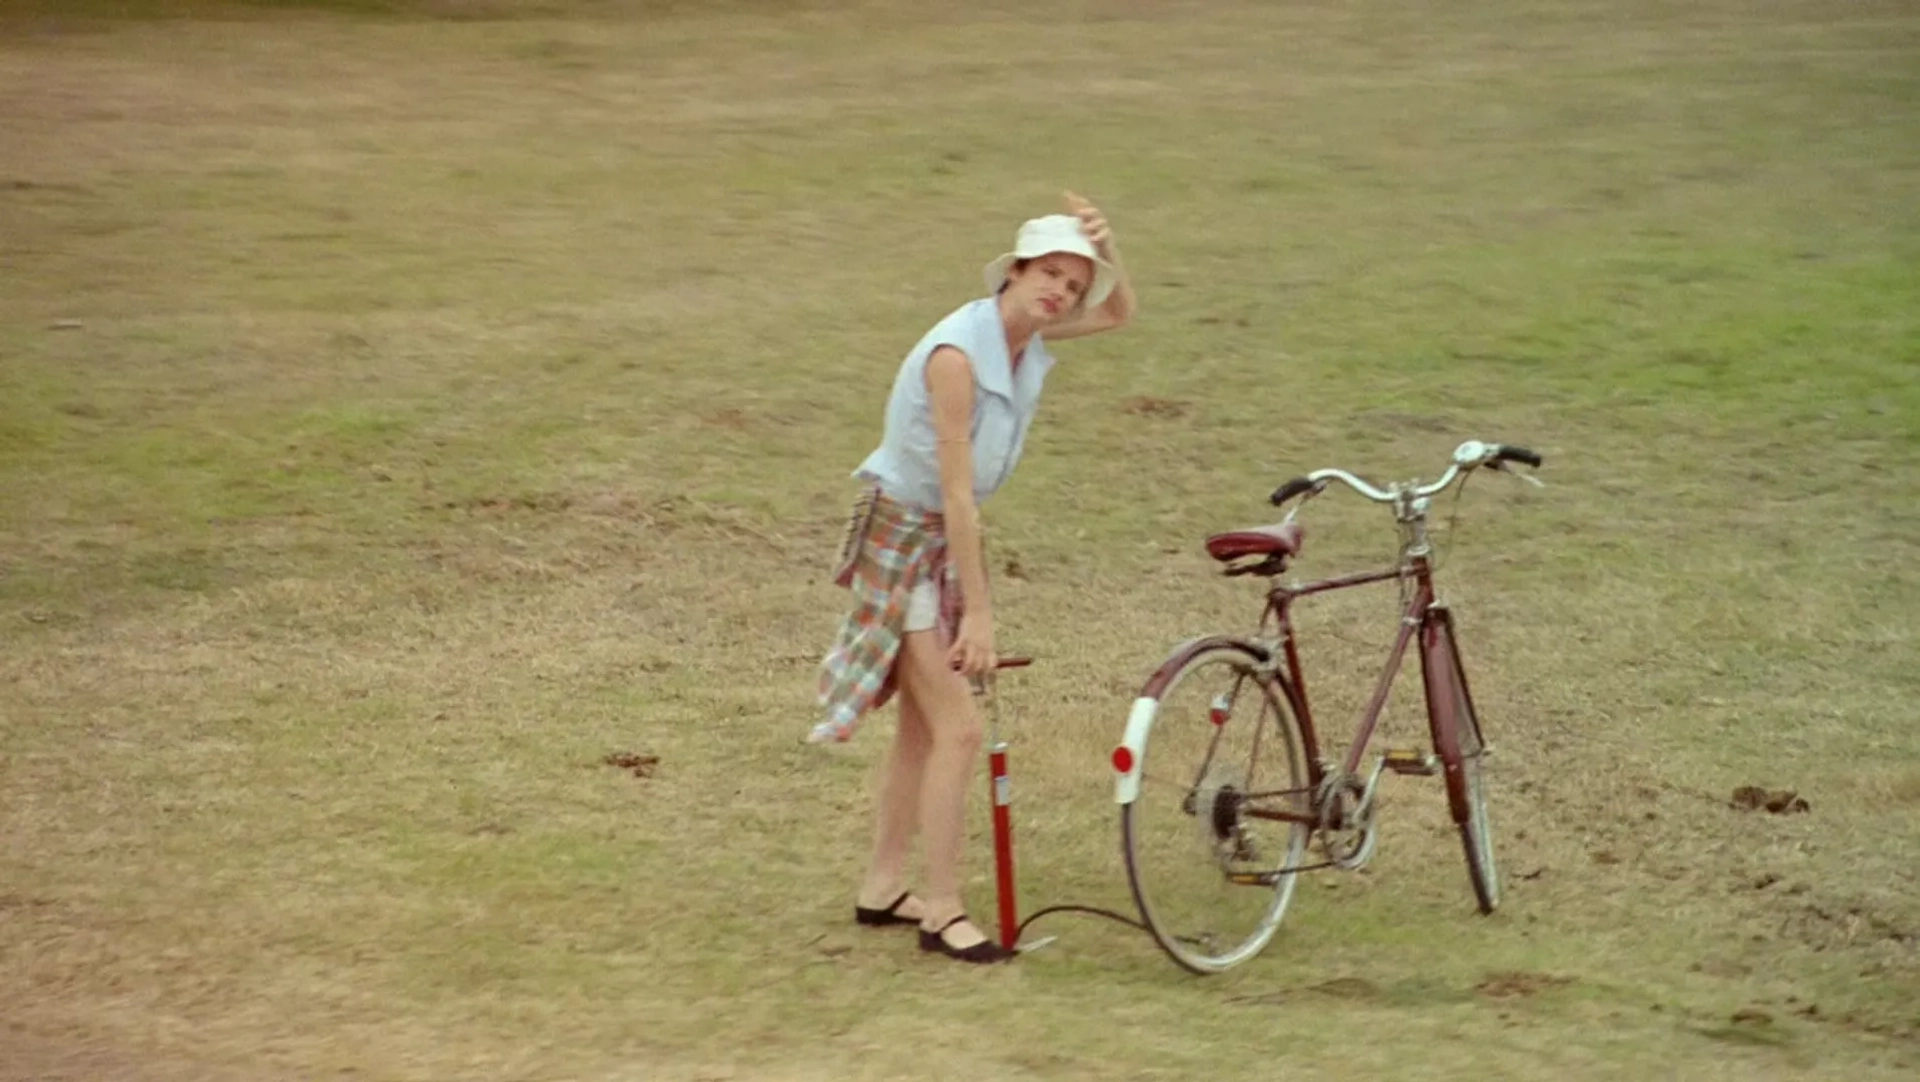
[1113,696,1158,804]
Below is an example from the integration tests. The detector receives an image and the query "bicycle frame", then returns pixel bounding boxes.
[1271,557,1437,792]
[1229,533,1452,832]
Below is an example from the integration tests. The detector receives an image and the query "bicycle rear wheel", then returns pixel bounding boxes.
[1119,639,1310,974]
[1422,610,1499,914]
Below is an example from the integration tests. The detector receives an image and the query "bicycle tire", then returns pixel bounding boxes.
[1421,610,1500,914]
[1118,638,1311,974]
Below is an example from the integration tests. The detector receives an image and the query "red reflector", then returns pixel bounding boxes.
[1111,746,1135,774]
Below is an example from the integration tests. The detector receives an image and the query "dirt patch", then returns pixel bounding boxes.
[604,752,658,779]
[434,492,575,514]
[1784,901,1915,950]
[1730,786,1810,814]
[700,407,754,430]
[1475,971,1576,998]
[1121,396,1189,419]
[1310,976,1381,999]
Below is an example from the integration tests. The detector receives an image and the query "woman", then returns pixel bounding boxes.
[812,193,1137,963]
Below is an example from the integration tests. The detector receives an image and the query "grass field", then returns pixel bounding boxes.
[3,1,1918,1079]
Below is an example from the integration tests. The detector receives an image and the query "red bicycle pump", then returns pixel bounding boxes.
[978,656,1032,953]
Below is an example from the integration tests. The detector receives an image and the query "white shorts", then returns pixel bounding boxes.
[903,579,940,633]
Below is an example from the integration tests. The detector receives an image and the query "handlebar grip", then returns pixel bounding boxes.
[1494,445,1543,469]
[1269,476,1316,506]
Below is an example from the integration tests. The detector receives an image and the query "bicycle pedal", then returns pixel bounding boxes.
[1382,748,1438,776]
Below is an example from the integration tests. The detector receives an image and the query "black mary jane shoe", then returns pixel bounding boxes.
[918,915,1015,964]
[854,891,921,928]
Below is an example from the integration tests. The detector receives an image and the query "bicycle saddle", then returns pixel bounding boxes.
[1204,521,1304,562]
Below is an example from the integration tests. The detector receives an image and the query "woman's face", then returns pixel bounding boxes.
[1005,252,1094,324]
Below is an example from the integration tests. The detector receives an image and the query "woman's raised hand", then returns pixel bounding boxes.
[1064,190,1112,249]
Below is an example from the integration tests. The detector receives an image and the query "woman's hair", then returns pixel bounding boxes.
[995,258,1031,295]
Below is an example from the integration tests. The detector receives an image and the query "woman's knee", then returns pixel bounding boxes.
[931,707,984,752]
[899,633,983,749]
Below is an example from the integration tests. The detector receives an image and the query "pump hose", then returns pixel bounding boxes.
[1014,903,1148,941]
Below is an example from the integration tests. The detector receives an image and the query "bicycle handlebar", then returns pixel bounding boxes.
[1269,440,1543,508]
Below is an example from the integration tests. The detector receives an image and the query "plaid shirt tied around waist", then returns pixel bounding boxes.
[809,489,960,745]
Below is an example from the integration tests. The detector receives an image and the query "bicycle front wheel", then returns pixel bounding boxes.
[1422,610,1500,914]
[1119,639,1311,974]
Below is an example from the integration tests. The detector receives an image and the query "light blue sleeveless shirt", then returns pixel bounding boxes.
[854,297,1056,511]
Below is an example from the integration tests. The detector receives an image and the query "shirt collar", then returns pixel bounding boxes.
[972,299,1019,401]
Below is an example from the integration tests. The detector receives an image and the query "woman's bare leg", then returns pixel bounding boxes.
[896,628,988,947]
[856,681,930,918]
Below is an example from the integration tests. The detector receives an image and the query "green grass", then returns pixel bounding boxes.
[2,1,1918,1079]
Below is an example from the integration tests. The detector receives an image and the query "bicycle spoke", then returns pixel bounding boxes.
[1122,644,1312,975]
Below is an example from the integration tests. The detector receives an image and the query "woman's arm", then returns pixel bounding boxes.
[925,344,996,674]
[1044,191,1137,341]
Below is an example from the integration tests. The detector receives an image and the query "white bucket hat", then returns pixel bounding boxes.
[982,214,1116,311]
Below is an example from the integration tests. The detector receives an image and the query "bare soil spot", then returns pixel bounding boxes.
[1731,786,1810,814]
[1475,971,1576,998]
[1310,976,1381,999]
[1121,396,1190,419]
[1224,990,1291,1007]
[700,407,754,430]
[1785,902,1915,950]
[604,752,658,779]
[436,493,574,514]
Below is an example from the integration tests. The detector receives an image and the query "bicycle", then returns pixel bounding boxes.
[1110,439,1543,974]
